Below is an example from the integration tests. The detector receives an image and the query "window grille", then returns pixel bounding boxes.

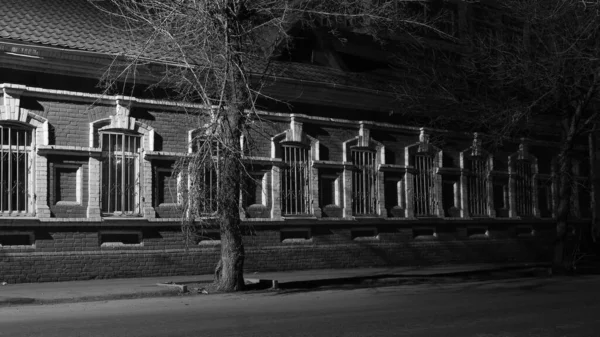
[101,133,140,214]
[413,154,436,216]
[351,149,377,215]
[189,137,220,215]
[281,144,310,215]
[468,157,489,216]
[200,161,218,214]
[515,160,533,216]
[0,126,31,213]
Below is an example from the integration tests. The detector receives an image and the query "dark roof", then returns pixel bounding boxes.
[0,0,396,94]
[0,0,132,54]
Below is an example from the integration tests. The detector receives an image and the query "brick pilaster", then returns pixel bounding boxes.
[342,167,353,218]
[34,154,51,218]
[141,152,155,218]
[311,166,321,217]
[377,171,386,217]
[271,166,281,219]
[405,172,415,218]
[87,157,101,218]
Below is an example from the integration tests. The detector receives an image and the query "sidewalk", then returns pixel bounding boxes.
[0,262,549,306]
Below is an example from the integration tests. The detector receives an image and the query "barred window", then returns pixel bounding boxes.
[515,160,534,216]
[0,125,31,214]
[199,160,218,214]
[282,144,310,215]
[351,149,377,215]
[467,157,490,216]
[101,133,140,214]
[413,154,437,216]
[186,136,220,215]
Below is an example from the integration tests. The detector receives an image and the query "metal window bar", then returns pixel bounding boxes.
[282,145,310,215]
[200,161,218,214]
[468,157,489,216]
[351,150,377,215]
[413,154,435,216]
[0,126,30,213]
[101,133,140,214]
[515,160,533,216]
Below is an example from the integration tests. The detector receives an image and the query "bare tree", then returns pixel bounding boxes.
[393,0,600,271]
[92,0,446,291]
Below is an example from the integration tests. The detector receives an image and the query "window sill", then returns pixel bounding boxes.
[100,243,144,248]
[157,203,181,207]
[55,201,82,206]
[353,236,380,242]
[0,245,36,249]
[281,238,313,244]
[0,213,35,217]
[198,240,221,246]
[102,215,145,220]
[283,216,317,220]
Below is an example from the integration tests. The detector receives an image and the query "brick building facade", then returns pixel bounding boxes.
[0,0,587,283]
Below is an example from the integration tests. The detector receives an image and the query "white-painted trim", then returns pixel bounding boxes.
[0,83,564,147]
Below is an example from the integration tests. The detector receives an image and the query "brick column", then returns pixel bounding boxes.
[508,158,517,218]
[141,153,155,218]
[532,168,540,218]
[460,171,469,218]
[405,171,414,218]
[377,170,386,217]
[342,167,353,218]
[311,166,321,217]
[271,166,281,219]
[435,171,444,217]
[34,154,51,218]
[34,118,50,218]
[487,173,496,217]
[87,157,102,218]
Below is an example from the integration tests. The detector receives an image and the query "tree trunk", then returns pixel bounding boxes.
[554,142,573,272]
[214,109,245,292]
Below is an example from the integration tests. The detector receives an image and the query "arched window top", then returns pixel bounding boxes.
[460,133,493,170]
[405,128,442,167]
[271,116,319,160]
[342,123,384,163]
[508,141,538,180]
[509,141,537,163]
[90,117,154,150]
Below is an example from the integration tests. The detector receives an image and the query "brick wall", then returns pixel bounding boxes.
[0,91,573,284]
[48,157,88,218]
[0,222,554,283]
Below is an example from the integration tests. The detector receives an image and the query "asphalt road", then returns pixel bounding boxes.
[1,276,599,337]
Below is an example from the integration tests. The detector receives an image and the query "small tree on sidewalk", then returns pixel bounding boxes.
[94,0,447,291]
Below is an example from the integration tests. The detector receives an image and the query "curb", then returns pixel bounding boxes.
[272,264,552,290]
[0,263,552,306]
[0,288,182,307]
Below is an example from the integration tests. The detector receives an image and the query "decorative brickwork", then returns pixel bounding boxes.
[0,84,575,283]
